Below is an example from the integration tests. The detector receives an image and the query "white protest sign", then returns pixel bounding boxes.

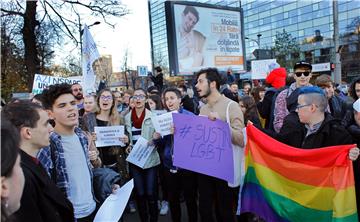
[94,126,125,147]
[151,111,176,136]
[126,137,155,168]
[94,179,134,222]
[137,66,148,77]
[32,74,82,95]
[251,59,277,80]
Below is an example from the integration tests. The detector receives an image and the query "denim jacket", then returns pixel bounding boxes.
[124,109,160,169]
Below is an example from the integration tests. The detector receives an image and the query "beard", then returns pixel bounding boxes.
[74,93,83,100]
[199,87,211,99]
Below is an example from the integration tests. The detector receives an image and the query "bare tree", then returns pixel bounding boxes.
[1,0,129,90]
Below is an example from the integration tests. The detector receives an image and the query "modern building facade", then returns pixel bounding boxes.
[148,0,360,82]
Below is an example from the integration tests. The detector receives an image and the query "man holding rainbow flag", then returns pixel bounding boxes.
[241,86,359,222]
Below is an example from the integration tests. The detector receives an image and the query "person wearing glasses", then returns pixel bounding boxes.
[124,88,160,222]
[82,89,129,181]
[273,61,313,133]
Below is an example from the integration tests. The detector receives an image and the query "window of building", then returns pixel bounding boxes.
[299,5,312,14]
[284,12,289,19]
[338,2,348,13]
[283,2,297,12]
[298,30,305,37]
[313,3,319,11]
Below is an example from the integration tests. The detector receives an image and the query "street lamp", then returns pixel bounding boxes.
[79,21,101,52]
[245,34,262,48]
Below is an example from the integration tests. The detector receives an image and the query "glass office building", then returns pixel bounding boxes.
[149,0,360,81]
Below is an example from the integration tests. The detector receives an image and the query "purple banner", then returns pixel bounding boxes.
[173,113,234,183]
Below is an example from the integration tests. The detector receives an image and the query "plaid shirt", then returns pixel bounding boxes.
[38,127,94,199]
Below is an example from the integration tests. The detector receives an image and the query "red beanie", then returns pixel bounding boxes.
[265,67,287,89]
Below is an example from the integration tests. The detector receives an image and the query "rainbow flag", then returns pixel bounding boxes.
[241,125,358,222]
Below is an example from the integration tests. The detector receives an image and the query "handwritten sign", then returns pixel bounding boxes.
[94,126,125,147]
[151,111,176,136]
[94,179,134,222]
[251,59,277,80]
[126,137,155,168]
[173,113,234,183]
[32,74,82,95]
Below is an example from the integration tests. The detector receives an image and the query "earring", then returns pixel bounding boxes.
[4,200,8,209]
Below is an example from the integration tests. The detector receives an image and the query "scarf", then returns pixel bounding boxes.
[131,109,145,129]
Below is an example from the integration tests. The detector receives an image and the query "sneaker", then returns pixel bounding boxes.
[129,201,136,213]
[159,201,169,215]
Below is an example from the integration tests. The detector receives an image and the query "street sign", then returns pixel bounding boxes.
[137,66,148,77]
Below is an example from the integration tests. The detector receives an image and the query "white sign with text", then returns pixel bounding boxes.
[126,137,155,168]
[94,126,125,147]
[151,111,176,136]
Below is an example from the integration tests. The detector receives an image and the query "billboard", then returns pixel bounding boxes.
[165,1,245,75]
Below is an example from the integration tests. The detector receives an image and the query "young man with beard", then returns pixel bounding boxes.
[3,101,74,222]
[195,68,244,222]
[71,83,85,117]
[38,83,101,222]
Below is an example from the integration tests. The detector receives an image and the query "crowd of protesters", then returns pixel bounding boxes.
[1,63,360,222]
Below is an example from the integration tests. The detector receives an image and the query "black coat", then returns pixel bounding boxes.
[14,151,74,222]
[181,95,199,115]
[329,95,348,120]
[343,114,360,222]
[275,112,353,149]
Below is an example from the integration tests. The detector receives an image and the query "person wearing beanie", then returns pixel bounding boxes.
[257,67,287,129]
[265,67,287,89]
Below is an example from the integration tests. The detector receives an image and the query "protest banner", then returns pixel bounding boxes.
[172,113,234,183]
[94,126,125,147]
[126,137,155,168]
[94,179,134,222]
[32,74,82,95]
[151,111,176,136]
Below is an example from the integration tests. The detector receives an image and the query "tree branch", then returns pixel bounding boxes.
[44,1,78,42]
[1,8,24,17]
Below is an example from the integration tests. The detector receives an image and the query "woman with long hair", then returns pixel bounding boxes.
[1,118,25,222]
[239,95,261,126]
[82,89,129,179]
[125,88,160,222]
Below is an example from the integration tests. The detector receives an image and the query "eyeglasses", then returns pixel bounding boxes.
[296,104,312,110]
[295,72,311,77]
[133,95,146,100]
[100,95,113,100]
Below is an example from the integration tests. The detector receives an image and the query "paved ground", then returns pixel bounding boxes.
[121,203,189,222]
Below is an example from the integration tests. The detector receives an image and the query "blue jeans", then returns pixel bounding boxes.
[129,164,158,222]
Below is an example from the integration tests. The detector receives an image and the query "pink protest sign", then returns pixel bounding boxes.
[173,113,234,183]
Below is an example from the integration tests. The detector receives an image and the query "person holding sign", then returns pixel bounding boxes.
[124,88,160,222]
[82,89,129,179]
[153,87,198,222]
[195,68,245,222]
